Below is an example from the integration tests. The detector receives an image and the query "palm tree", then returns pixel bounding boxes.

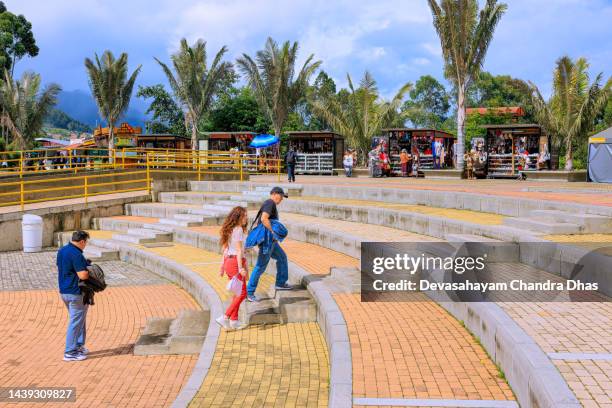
[0,70,61,150]
[427,0,507,168]
[310,71,411,165]
[530,56,611,170]
[237,37,321,137]
[155,39,233,151]
[85,51,141,155]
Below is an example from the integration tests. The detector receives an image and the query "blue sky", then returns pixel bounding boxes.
[10,0,612,101]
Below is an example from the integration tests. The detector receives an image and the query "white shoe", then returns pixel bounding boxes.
[215,315,230,329]
[229,320,246,330]
[77,346,89,355]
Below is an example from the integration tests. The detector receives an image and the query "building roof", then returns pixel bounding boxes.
[382,128,456,138]
[481,123,542,129]
[137,133,190,140]
[466,107,524,116]
[35,138,71,146]
[286,131,343,137]
[590,127,612,143]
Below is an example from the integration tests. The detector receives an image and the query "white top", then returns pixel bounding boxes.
[343,155,354,166]
[225,226,245,256]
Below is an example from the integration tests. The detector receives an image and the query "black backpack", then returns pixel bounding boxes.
[286,151,296,164]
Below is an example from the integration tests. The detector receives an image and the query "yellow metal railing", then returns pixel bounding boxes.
[0,149,282,210]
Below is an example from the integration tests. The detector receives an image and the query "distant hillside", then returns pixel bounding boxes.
[44,108,91,133]
[55,89,148,129]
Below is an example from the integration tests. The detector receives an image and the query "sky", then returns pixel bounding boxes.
[9,0,612,102]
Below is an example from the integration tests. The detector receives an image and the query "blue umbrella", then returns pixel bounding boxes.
[249,134,280,148]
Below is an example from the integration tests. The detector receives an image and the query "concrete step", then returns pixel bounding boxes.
[529,210,612,233]
[202,204,235,214]
[230,194,266,203]
[503,217,581,234]
[445,234,519,262]
[83,244,119,262]
[141,222,175,232]
[111,233,159,244]
[243,284,317,325]
[173,213,208,222]
[189,208,223,217]
[159,218,202,227]
[126,228,173,242]
[216,200,248,208]
[134,309,209,355]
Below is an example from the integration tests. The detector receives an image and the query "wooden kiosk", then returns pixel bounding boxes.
[205,132,257,151]
[483,124,550,178]
[285,131,345,175]
[382,128,456,174]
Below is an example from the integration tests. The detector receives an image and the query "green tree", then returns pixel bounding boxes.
[530,56,611,170]
[467,72,534,121]
[237,37,321,137]
[401,75,450,128]
[305,71,337,130]
[0,70,60,149]
[310,71,410,165]
[427,0,508,168]
[0,2,39,74]
[137,84,186,136]
[85,51,141,154]
[202,87,270,134]
[156,39,233,150]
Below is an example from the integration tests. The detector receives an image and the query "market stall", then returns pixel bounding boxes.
[285,131,344,175]
[382,128,456,174]
[588,127,612,183]
[205,131,256,152]
[483,124,550,178]
[137,133,191,150]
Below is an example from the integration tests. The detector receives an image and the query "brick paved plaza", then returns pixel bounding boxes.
[1,176,611,408]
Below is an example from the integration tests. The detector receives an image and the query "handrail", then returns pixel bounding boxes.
[0,149,283,209]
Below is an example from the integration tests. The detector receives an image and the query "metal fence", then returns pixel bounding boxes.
[0,149,281,209]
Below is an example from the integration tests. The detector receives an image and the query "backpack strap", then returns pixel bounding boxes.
[248,208,263,232]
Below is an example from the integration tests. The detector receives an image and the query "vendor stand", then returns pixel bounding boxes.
[382,128,456,174]
[137,133,191,150]
[205,131,256,152]
[588,127,612,183]
[482,124,549,178]
[285,131,344,175]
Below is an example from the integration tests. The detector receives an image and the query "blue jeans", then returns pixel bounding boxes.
[344,166,352,177]
[61,293,88,354]
[247,242,288,295]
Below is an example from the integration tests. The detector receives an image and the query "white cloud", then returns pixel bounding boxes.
[412,57,430,66]
[422,42,442,57]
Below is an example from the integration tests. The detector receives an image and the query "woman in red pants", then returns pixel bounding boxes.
[216,206,249,330]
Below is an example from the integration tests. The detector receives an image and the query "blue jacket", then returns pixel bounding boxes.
[245,219,288,255]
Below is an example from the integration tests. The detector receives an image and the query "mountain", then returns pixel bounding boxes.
[44,108,91,133]
[55,89,149,129]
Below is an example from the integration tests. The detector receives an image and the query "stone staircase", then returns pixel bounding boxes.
[134,309,209,355]
[243,283,317,325]
[501,209,612,235]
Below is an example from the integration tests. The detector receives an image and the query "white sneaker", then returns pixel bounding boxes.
[229,320,246,330]
[215,315,230,329]
[63,352,87,362]
[77,346,89,355]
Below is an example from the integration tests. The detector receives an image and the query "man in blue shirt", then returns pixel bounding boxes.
[57,230,90,361]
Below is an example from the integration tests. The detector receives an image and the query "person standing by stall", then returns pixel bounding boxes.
[400,149,409,177]
[343,150,354,177]
[464,149,475,179]
[284,146,297,183]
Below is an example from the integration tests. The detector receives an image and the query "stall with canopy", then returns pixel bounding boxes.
[588,127,612,183]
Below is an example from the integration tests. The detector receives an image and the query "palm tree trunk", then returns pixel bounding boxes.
[108,122,115,162]
[191,120,198,151]
[455,86,466,169]
[564,135,573,171]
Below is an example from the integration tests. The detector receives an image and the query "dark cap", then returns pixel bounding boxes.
[270,186,288,198]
